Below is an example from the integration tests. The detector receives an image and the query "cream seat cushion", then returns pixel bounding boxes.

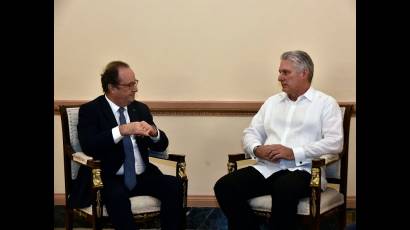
[248,188,344,215]
[80,195,161,216]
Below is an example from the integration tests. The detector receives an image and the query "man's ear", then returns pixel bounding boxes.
[108,83,115,93]
[301,69,309,80]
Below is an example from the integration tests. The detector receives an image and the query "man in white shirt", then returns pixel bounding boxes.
[214,50,343,230]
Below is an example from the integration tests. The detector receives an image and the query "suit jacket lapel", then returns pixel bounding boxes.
[127,103,140,122]
[98,95,119,128]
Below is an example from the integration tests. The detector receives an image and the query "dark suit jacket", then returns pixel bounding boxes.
[70,95,169,208]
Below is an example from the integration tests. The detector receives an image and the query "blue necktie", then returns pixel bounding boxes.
[118,107,137,190]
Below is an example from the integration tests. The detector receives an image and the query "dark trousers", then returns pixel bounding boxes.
[102,164,183,230]
[214,166,311,230]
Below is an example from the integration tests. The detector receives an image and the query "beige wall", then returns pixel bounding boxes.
[54,0,356,197]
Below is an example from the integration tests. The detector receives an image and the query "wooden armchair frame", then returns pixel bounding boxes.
[227,104,353,230]
[59,105,188,230]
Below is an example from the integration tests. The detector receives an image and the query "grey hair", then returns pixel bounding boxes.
[281,50,314,82]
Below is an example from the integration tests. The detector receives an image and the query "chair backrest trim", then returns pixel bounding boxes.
[338,104,353,198]
[59,105,83,201]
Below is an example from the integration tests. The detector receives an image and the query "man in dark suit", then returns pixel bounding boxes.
[75,61,183,230]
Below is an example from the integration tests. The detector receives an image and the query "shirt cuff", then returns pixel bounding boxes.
[249,143,261,158]
[293,147,306,166]
[112,126,123,144]
[150,128,160,142]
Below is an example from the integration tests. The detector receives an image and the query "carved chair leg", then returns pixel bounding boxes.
[180,207,187,230]
[339,209,347,230]
[64,207,73,230]
[91,215,102,230]
[310,217,320,230]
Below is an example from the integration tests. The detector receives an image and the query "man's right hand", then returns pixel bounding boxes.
[254,144,295,162]
[254,145,274,161]
[119,121,153,137]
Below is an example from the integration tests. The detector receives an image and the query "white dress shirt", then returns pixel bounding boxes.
[105,96,160,175]
[242,87,343,190]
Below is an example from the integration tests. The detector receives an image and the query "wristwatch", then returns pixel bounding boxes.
[253,145,261,154]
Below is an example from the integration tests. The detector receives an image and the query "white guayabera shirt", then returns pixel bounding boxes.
[242,87,343,190]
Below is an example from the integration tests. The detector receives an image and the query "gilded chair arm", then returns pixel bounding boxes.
[150,153,187,180]
[168,154,188,181]
[227,153,252,173]
[310,158,325,188]
[309,158,325,218]
[70,152,103,189]
[310,158,325,187]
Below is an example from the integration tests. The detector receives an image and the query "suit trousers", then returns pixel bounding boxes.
[102,164,183,230]
[214,166,311,230]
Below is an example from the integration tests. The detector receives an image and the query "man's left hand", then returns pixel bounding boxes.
[139,121,158,137]
[266,144,294,162]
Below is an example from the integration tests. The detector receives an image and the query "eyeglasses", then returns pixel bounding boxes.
[117,80,139,90]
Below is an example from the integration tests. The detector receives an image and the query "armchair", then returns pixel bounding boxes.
[59,105,188,230]
[227,104,353,230]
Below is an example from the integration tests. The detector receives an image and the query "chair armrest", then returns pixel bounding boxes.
[71,152,101,169]
[227,153,252,173]
[320,153,340,166]
[320,153,342,184]
[149,149,169,159]
[151,153,187,180]
[167,153,186,163]
[311,158,326,168]
[71,152,103,189]
[150,152,186,163]
[228,153,251,163]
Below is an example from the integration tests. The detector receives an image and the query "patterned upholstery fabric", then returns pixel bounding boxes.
[80,196,161,216]
[66,107,82,179]
[248,188,344,215]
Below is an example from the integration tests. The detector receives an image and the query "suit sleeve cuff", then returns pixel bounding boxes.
[249,143,261,158]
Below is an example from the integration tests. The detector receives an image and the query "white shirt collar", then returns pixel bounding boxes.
[105,95,128,114]
[279,86,316,102]
[303,87,315,102]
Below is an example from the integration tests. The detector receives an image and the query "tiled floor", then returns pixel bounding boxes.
[54,205,355,229]
[54,206,227,230]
